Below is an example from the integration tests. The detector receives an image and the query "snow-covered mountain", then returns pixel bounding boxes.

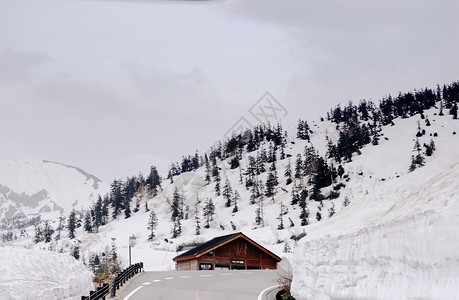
[2,91,458,300]
[0,159,109,221]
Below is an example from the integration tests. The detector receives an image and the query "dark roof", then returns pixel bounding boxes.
[173,232,241,260]
[173,232,281,262]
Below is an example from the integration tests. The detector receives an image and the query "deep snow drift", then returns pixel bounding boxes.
[291,115,459,299]
[0,247,93,300]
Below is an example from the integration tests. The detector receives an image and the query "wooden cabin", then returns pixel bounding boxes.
[173,232,281,271]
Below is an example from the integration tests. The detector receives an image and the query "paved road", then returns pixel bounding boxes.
[116,270,280,300]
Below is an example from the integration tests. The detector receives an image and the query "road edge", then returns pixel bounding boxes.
[258,285,281,300]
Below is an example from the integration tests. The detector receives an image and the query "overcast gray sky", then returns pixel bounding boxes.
[1,0,458,182]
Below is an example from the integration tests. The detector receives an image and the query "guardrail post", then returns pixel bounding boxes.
[110,274,116,298]
[82,262,143,300]
[102,283,109,300]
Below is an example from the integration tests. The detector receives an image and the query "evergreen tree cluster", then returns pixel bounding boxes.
[296,119,311,141]
[167,123,288,183]
[110,166,161,220]
[325,82,459,163]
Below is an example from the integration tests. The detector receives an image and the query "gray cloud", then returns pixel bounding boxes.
[0,49,49,83]
[1,0,458,181]
[226,0,459,118]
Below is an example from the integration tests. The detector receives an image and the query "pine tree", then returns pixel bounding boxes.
[328,202,336,218]
[416,120,423,137]
[250,179,261,205]
[195,201,201,235]
[277,201,285,230]
[171,187,181,222]
[147,210,158,241]
[295,153,303,179]
[94,195,103,232]
[68,209,77,239]
[284,159,293,185]
[203,198,215,228]
[124,197,131,219]
[256,151,266,174]
[204,154,211,184]
[255,183,265,226]
[283,242,291,253]
[430,139,436,152]
[84,211,92,233]
[265,170,278,200]
[316,211,322,221]
[172,218,182,238]
[73,244,80,260]
[267,142,276,163]
[214,169,221,196]
[145,166,161,196]
[291,180,300,205]
[184,205,190,220]
[280,141,286,160]
[223,178,233,207]
[34,223,43,243]
[410,138,425,171]
[110,180,123,219]
[297,119,304,140]
[76,211,83,229]
[451,101,458,119]
[230,157,239,169]
[55,214,65,241]
[245,156,257,188]
[192,151,200,170]
[232,190,240,213]
[337,165,345,178]
[343,196,350,208]
[102,195,110,225]
[269,160,276,172]
[372,133,379,145]
[230,221,237,231]
[299,190,309,226]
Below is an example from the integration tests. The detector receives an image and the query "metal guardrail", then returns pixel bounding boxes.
[81,262,143,300]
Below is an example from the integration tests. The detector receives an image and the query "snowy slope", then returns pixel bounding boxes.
[0,159,109,220]
[3,108,457,300]
[291,113,459,299]
[0,247,93,300]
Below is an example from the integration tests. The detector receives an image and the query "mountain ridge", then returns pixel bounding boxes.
[0,159,109,222]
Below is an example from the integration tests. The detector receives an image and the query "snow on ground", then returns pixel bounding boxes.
[2,108,457,300]
[0,247,93,300]
[291,113,459,300]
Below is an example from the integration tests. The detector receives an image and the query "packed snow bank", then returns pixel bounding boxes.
[291,155,459,299]
[0,247,93,300]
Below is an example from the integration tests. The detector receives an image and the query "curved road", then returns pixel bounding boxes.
[115,270,279,300]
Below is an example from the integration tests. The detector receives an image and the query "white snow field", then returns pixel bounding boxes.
[1,109,457,299]
[0,247,93,300]
[291,114,459,300]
